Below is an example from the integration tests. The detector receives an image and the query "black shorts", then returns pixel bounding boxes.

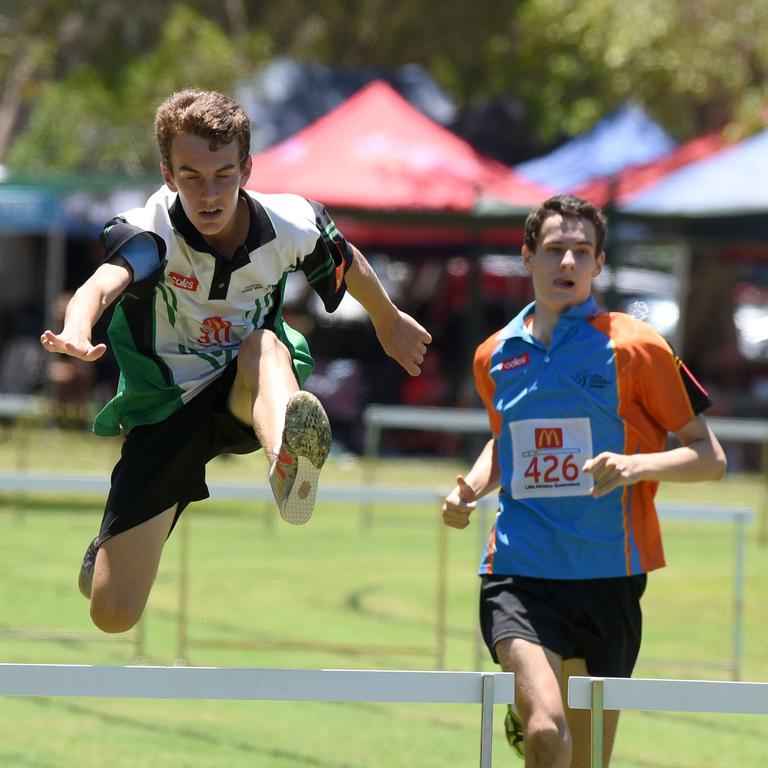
[479,573,647,677]
[96,359,260,545]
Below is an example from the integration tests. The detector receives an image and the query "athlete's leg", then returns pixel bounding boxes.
[229,329,331,524]
[228,329,299,463]
[562,657,620,768]
[89,505,177,633]
[496,637,571,768]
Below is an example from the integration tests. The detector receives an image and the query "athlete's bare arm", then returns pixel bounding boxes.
[442,438,501,529]
[40,258,132,361]
[344,246,432,376]
[583,414,726,498]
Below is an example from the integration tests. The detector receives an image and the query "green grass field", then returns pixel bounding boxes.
[0,427,766,767]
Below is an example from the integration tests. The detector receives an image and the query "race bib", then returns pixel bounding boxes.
[509,417,593,499]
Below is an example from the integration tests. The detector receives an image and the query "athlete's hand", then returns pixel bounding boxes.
[583,452,642,498]
[40,329,107,362]
[374,309,432,377]
[442,475,477,529]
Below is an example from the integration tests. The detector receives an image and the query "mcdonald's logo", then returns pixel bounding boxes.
[535,427,563,449]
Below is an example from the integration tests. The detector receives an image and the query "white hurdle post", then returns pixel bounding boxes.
[0,664,514,768]
[568,676,768,768]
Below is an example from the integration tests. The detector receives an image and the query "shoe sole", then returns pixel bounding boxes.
[78,565,92,600]
[279,391,331,525]
[504,706,525,759]
[78,539,98,599]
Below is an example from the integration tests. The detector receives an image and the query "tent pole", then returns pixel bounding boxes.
[44,226,66,335]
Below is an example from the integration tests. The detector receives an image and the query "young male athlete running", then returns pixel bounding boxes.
[41,89,431,634]
[442,195,725,767]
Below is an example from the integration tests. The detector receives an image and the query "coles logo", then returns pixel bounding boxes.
[500,353,529,371]
[169,272,199,291]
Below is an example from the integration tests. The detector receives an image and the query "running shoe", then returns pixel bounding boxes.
[504,704,525,759]
[78,537,99,599]
[269,391,331,525]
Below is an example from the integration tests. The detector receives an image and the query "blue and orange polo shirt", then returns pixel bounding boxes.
[474,296,711,579]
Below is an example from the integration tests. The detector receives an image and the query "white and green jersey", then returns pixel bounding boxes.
[93,186,354,436]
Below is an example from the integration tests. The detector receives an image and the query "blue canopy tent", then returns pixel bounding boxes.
[514,104,677,193]
[613,129,768,397]
[621,129,768,217]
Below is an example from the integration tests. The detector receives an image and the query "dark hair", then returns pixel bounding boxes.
[524,195,608,255]
[155,89,251,172]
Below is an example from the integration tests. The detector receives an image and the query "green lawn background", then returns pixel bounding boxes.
[0,427,766,767]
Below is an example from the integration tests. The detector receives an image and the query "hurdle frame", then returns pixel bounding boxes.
[568,675,768,768]
[0,473,755,677]
[174,483,459,668]
[362,405,768,542]
[472,501,753,680]
[176,490,753,678]
[0,663,515,768]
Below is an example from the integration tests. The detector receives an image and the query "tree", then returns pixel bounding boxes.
[5,4,270,175]
[3,0,767,173]
[510,0,768,140]
[245,0,768,140]
[0,0,171,161]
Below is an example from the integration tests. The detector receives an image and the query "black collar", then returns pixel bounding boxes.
[168,188,277,259]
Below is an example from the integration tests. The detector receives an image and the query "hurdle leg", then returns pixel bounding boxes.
[132,617,146,662]
[176,514,190,665]
[479,673,495,768]
[590,678,605,768]
[435,506,447,670]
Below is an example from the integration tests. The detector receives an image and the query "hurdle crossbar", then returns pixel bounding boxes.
[568,676,768,768]
[0,664,514,768]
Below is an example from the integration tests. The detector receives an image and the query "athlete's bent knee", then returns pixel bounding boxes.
[90,595,144,634]
[240,329,289,362]
[526,716,571,767]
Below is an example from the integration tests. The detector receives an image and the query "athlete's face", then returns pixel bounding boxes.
[522,213,604,316]
[161,132,252,241]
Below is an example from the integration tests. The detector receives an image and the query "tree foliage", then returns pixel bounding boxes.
[0,0,268,175]
[2,0,766,174]
[511,0,768,141]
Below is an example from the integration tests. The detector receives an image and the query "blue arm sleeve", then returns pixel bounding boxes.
[119,233,160,282]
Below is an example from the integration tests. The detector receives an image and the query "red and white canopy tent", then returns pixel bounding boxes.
[245,81,550,251]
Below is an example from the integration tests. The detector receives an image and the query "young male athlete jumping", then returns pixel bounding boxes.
[442,195,725,767]
[41,89,431,634]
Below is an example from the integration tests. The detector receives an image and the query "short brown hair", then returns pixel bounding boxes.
[524,195,608,255]
[155,89,251,171]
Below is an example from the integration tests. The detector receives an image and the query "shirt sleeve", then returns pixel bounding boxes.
[632,322,712,433]
[118,233,160,282]
[473,334,502,438]
[299,199,355,313]
[101,217,164,284]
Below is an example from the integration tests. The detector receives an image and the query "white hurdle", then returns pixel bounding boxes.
[0,473,755,677]
[568,675,768,768]
[0,663,514,767]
